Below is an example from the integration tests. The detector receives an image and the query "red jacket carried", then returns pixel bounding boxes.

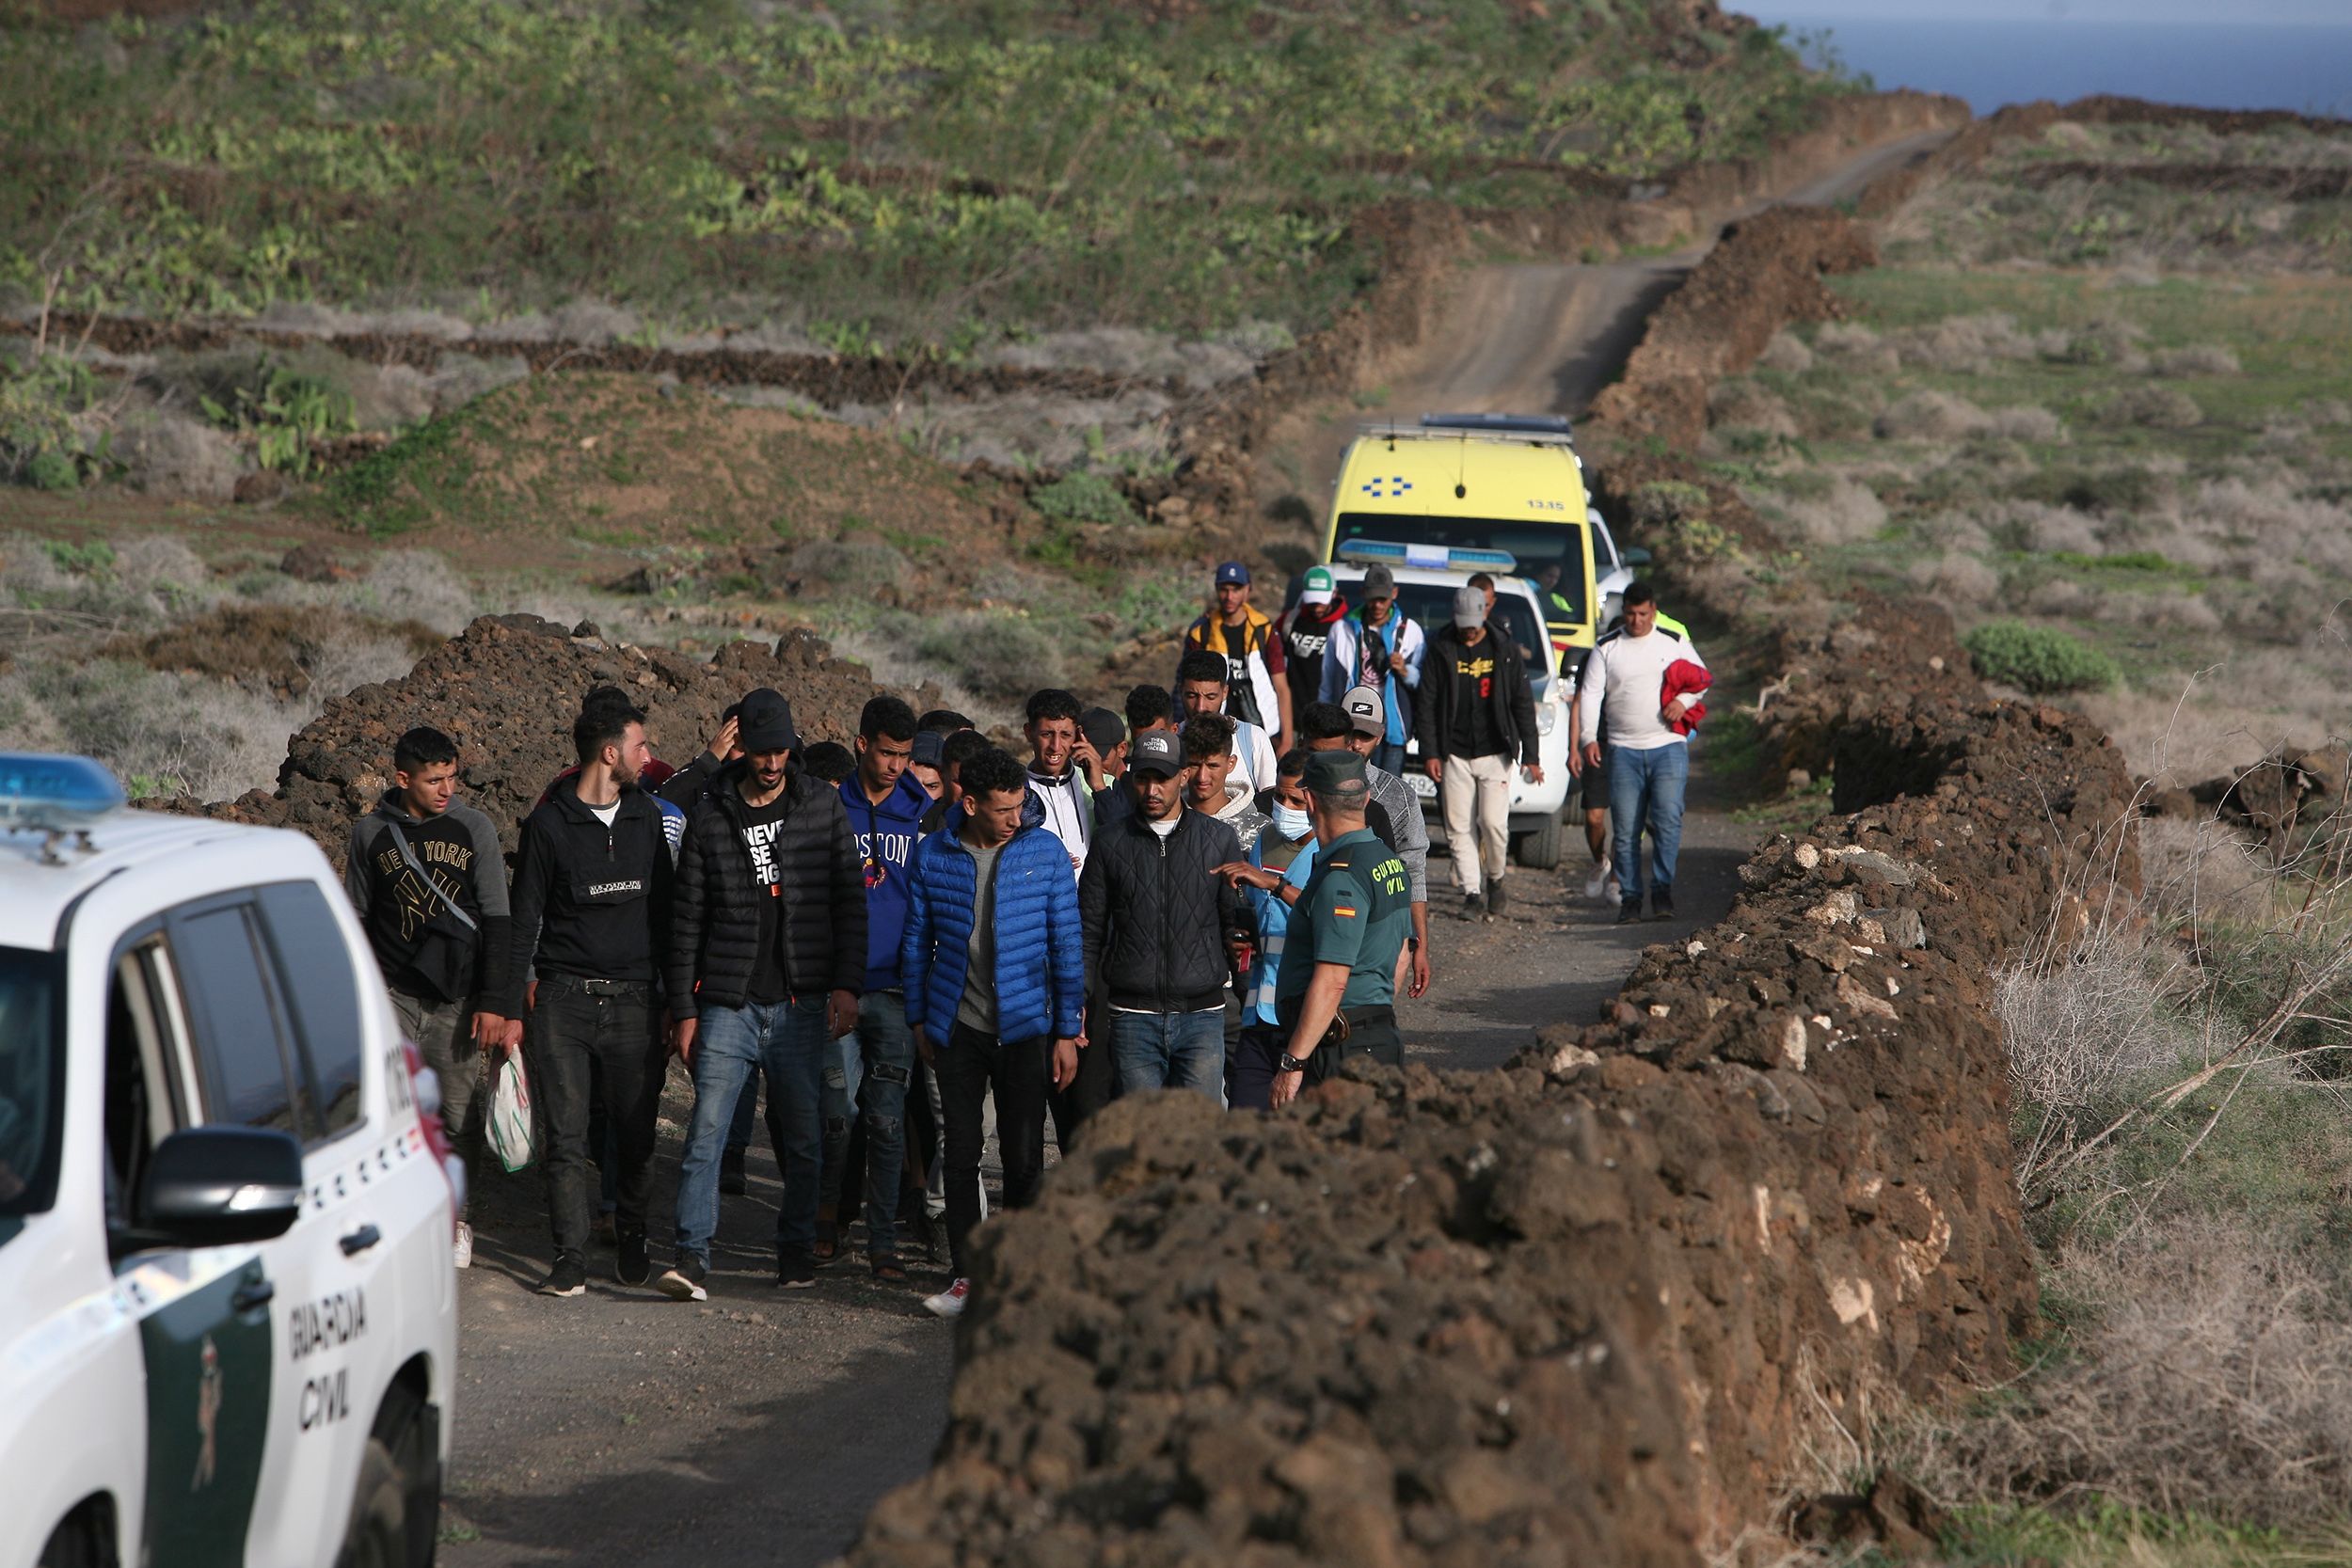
[1661,658,1710,736]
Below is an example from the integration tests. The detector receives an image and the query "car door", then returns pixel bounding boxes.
[241,878,411,1565]
[158,893,342,1567]
[105,929,279,1568]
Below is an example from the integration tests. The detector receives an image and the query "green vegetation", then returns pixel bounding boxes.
[1963,618,2121,693]
[199,363,355,477]
[0,0,1851,351]
[1030,470,1137,530]
[0,352,114,491]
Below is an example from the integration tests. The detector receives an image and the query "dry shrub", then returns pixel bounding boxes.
[2103,385,2203,430]
[1996,922,2189,1141]
[787,537,912,594]
[2137,816,2275,929]
[1906,550,2000,609]
[1979,405,2065,443]
[2183,476,2352,575]
[2152,343,2241,378]
[1708,379,1799,436]
[1914,1216,2352,1528]
[0,657,305,800]
[1779,477,1887,545]
[2100,591,2222,633]
[1888,311,2054,373]
[351,551,476,634]
[1811,322,1899,374]
[1753,330,1813,373]
[1874,389,1987,441]
[2055,316,2149,370]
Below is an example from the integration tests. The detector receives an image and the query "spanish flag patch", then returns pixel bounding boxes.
[1332,904,1359,918]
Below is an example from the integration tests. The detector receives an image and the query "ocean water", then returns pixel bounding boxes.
[1746,13,2352,119]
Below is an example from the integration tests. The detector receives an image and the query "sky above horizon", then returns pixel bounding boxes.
[1740,1,2349,22]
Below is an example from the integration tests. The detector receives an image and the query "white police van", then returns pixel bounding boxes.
[1325,544,1577,869]
[0,755,458,1568]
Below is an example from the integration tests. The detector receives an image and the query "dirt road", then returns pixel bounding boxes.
[437,127,1943,1568]
[1273,127,1951,490]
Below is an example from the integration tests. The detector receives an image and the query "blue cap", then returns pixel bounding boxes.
[1214,561,1251,587]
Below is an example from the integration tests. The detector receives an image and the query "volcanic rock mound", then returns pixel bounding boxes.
[164,613,921,863]
[844,600,2134,1566]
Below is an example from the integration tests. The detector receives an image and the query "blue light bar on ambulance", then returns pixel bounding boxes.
[0,752,127,830]
[1335,539,1520,574]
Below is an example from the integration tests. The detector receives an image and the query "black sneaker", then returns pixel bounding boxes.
[616,1230,650,1287]
[777,1252,818,1290]
[1462,891,1486,920]
[719,1148,748,1196]
[535,1256,587,1298]
[656,1256,708,1303]
[1650,888,1677,922]
[1616,896,1644,926]
[1486,879,1509,919]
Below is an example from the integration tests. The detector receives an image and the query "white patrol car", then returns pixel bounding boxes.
[0,755,457,1568]
[1326,544,1576,870]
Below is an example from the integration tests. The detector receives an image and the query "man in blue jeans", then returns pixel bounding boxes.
[1575,583,1707,925]
[814,695,929,1278]
[900,746,1086,1320]
[659,688,866,1300]
[1080,730,1247,1101]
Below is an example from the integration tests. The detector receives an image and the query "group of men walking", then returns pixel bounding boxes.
[342,555,1702,1319]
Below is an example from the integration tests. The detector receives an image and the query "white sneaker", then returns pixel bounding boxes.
[924,1278,969,1320]
[1603,872,1622,905]
[453,1221,473,1271]
[1582,858,1613,901]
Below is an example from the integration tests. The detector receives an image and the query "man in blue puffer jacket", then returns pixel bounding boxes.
[899,746,1087,1320]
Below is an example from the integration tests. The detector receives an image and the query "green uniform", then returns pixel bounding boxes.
[1278,828,1413,1080]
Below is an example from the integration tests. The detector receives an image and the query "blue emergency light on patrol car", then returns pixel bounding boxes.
[0,752,126,830]
[1334,539,1520,575]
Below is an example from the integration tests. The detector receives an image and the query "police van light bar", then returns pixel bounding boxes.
[0,752,127,830]
[1336,540,1520,574]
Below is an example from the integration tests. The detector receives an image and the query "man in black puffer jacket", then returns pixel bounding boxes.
[659,689,867,1299]
[1080,730,1247,1102]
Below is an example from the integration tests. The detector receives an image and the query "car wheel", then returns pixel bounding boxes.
[1514,809,1565,871]
[336,1437,409,1568]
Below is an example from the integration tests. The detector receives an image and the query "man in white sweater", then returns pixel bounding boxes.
[1575,583,1707,926]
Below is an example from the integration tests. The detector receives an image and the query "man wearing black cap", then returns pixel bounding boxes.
[1078,705,1127,790]
[1269,750,1413,1108]
[1180,559,1292,754]
[660,687,867,1300]
[1081,729,1247,1101]
[506,702,675,1297]
[1418,583,1541,922]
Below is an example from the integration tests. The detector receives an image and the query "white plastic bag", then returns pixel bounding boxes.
[487,1053,536,1173]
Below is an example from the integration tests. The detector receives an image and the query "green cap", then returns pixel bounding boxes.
[1302,749,1367,795]
[1301,564,1337,605]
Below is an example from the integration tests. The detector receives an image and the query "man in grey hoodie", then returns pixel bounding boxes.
[344,725,512,1270]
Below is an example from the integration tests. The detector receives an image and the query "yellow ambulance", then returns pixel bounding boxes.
[1322,413,1632,662]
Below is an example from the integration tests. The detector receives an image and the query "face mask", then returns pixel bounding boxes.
[1272,803,1311,840]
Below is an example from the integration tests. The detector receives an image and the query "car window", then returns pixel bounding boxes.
[167,902,318,1142]
[254,882,365,1136]
[103,941,190,1227]
[1388,583,1553,679]
[0,945,63,1223]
